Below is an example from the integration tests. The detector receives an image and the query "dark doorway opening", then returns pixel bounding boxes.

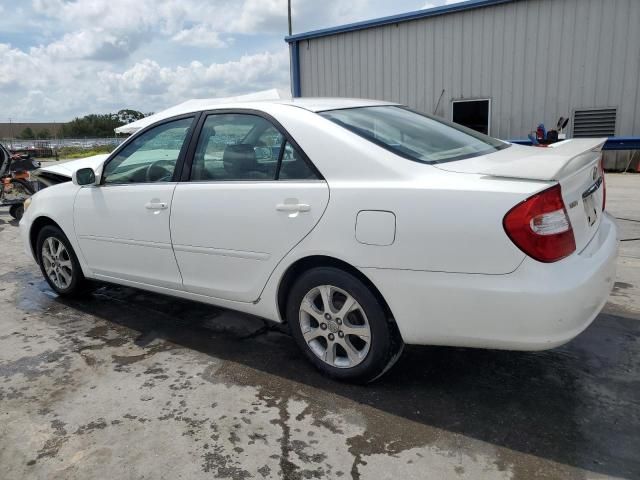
[452,99,490,135]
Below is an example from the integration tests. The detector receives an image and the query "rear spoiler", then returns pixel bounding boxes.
[477,138,606,181]
[550,139,606,180]
[434,138,606,182]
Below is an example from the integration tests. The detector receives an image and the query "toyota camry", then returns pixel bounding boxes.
[20,98,618,382]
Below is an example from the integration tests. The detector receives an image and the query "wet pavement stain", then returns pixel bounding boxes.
[1,216,640,479]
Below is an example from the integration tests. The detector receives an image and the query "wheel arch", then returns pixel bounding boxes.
[276,255,395,326]
[29,216,63,259]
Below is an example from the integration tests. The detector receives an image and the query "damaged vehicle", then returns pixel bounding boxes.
[0,142,38,220]
[31,154,109,188]
[19,98,618,382]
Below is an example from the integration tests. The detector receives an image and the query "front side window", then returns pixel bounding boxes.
[191,114,285,181]
[320,106,508,164]
[102,117,194,184]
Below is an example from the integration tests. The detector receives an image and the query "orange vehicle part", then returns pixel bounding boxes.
[12,170,31,181]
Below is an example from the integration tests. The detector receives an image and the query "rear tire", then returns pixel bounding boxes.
[286,267,403,383]
[10,204,24,221]
[36,225,87,297]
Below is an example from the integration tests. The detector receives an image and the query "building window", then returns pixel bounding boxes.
[572,108,617,137]
[452,99,491,135]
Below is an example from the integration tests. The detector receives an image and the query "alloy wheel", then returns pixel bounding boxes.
[298,285,371,368]
[41,237,73,290]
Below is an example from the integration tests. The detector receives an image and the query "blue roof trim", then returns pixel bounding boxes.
[509,137,640,151]
[602,137,640,150]
[285,0,515,43]
[290,42,301,97]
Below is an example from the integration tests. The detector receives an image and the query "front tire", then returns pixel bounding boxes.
[36,225,87,297]
[287,267,403,383]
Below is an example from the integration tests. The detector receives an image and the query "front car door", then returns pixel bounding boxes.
[74,115,196,289]
[170,111,329,302]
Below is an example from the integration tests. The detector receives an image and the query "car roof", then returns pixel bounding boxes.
[168,97,398,113]
[172,97,398,114]
[115,97,400,135]
[267,97,398,112]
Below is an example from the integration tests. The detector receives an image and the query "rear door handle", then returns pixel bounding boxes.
[276,203,310,212]
[145,202,168,210]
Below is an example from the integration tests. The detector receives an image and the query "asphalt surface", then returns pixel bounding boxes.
[1,174,639,480]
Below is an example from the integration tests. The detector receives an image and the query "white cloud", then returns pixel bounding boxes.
[2,0,449,121]
[171,26,230,48]
[0,45,288,120]
[99,49,290,101]
[32,29,144,61]
[228,0,288,33]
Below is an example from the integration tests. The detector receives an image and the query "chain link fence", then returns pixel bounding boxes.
[1,137,126,159]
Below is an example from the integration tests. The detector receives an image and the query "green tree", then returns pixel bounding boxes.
[18,127,35,139]
[62,114,119,138]
[116,109,146,124]
[61,110,148,137]
[36,128,51,139]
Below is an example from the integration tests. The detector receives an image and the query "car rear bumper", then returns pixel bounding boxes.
[362,213,618,350]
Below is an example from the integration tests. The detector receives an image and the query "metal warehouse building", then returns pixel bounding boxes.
[286,0,640,169]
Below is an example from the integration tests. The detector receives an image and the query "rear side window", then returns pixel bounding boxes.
[278,141,318,180]
[320,106,509,164]
[191,114,283,181]
[190,113,320,181]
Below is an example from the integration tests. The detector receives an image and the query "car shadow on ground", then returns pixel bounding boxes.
[14,272,640,479]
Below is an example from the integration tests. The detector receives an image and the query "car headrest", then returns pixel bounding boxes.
[223,144,258,176]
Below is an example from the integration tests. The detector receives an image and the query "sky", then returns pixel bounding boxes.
[0,0,460,122]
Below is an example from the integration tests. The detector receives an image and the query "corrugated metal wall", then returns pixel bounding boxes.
[297,0,640,141]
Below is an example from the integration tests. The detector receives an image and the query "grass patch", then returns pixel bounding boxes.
[57,144,114,159]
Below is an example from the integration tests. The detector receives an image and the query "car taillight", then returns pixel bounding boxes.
[503,184,576,263]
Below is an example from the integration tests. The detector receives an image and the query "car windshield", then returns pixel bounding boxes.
[319,105,509,164]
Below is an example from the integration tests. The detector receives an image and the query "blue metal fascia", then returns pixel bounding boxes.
[509,137,640,151]
[290,41,301,97]
[602,137,640,150]
[284,0,515,43]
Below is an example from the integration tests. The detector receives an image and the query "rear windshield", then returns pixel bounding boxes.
[319,106,509,164]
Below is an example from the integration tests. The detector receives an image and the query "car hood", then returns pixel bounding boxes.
[38,154,109,178]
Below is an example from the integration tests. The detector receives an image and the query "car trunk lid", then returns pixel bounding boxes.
[435,138,607,255]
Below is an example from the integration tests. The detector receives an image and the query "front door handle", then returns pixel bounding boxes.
[276,203,310,212]
[145,202,168,210]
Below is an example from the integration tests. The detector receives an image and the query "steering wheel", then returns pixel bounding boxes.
[145,159,175,182]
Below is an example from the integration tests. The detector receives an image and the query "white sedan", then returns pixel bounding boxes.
[20,98,617,382]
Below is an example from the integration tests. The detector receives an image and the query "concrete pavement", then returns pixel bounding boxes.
[0,174,638,480]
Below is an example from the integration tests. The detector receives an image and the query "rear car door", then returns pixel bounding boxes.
[170,111,329,302]
[74,115,196,288]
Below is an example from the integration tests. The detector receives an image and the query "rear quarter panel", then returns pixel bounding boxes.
[258,168,549,323]
[256,105,556,319]
[291,171,538,274]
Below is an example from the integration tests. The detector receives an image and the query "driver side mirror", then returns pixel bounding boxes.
[72,167,98,186]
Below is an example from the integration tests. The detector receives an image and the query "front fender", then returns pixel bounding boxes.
[21,183,92,276]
